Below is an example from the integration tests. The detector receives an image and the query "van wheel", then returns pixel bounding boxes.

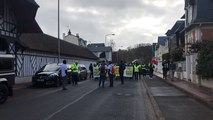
[0,84,9,104]
[84,75,87,80]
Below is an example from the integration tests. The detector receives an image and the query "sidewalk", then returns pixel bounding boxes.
[154,72,213,108]
[13,76,32,90]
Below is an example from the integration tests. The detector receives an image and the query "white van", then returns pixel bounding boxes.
[0,54,15,104]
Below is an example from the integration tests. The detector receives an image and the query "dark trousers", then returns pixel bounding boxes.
[134,72,139,80]
[99,75,106,87]
[89,72,93,78]
[61,76,67,89]
[163,70,168,79]
[72,73,78,85]
[149,70,153,78]
[142,69,146,77]
[109,74,114,87]
[119,72,124,84]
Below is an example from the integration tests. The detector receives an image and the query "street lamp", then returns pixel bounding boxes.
[57,0,60,63]
[105,33,115,46]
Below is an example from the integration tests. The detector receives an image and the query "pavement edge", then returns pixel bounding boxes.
[141,79,165,120]
[154,74,213,110]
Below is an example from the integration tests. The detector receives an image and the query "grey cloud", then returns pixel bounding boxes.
[35,0,184,49]
[62,0,143,9]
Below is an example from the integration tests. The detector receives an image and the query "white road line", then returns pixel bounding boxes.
[44,87,98,120]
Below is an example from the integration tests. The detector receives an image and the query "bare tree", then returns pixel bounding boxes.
[112,44,152,64]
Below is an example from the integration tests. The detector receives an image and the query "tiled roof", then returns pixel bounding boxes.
[11,0,43,33]
[87,43,105,48]
[157,36,167,46]
[166,20,185,36]
[185,0,213,23]
[195,0,213,23]
[19,33,98,60]
[87,43,112,52]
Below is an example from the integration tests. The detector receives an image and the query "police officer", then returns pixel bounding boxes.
[141,63,146,77]
[134,62,140,80]
[71,61,79,85]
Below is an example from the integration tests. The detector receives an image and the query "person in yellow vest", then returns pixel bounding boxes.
[134,62,140,80]
[141,63,146,77]
[71,61,79,85]
[94,63,100,80]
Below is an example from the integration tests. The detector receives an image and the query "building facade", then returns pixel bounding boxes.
[1,0,97,81]
[16,33,97,77]
[184,0,213,87]
[87,43,112,62]
[155,36,169,73]
[63,30,87,47]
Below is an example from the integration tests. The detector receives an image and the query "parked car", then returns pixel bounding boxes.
[78,64,88,80]
[32,63,61,87]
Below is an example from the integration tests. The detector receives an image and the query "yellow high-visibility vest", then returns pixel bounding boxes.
[71,63,78,73]
[134,65,140,72]
[141,64,146,70]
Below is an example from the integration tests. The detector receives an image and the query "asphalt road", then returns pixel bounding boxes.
[0,79,149,120]
[144,76,213,120]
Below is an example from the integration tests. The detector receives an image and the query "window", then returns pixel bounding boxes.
[0,38,8,52]
[0,58,13,72]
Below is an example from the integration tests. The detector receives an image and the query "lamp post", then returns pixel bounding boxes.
[105,33,115,46]
[57,0,60,63]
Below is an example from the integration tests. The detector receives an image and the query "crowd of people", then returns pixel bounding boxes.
[89,60,159,87]
[59,59,176,90]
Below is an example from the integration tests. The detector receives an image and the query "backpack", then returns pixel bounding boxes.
[112,66,115,74]
[100,65,106,75]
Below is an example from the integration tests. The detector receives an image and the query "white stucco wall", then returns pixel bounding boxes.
[201,78,213,89]
[155,43,169,74]
[63,34,79,45]
[16,50,97,77]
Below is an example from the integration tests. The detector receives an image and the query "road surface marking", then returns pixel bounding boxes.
[44,87,98,120]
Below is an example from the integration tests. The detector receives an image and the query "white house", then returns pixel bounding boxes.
[87,43,112,62]
[155,36,169,73]
[184,0,213,88]
[63,30,87,47]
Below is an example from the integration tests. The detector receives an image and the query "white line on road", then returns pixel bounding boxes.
[44,87,98,120]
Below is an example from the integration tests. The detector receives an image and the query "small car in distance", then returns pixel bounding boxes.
[78,64,87,80]
[32,63,61,87]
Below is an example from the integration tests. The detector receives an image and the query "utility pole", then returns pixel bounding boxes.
[58,0,60,63]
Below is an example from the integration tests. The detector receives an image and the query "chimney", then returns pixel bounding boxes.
[76,33,79,38]
[68,29,71,35]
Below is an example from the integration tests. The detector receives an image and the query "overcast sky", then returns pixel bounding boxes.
[35,0,184,50]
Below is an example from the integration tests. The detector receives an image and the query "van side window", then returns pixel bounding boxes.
[0,59,13,72]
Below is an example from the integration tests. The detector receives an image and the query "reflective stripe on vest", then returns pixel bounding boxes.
[141,64,146,69]
[71,64,78,72]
